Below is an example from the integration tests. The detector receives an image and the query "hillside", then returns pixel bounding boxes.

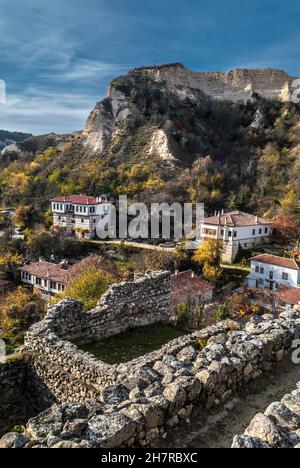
[0,130,32,150]
[0,64,300,216]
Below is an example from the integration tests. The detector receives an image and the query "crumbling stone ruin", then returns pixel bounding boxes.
[0,270,300,448]
[232,383,300,448]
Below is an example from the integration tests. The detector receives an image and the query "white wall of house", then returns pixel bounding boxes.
[52,202,111,239]
[21,272,66,295]
[247,261,300,291]
[200,223,272,263]
[201,223,272,243]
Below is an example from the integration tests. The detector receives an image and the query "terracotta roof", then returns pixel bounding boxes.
[204,211,271,227]
[276,287,300,305]
[251,254,300,270]
[19,261,69,284]
[171,270,214,307]
[50,195,108,205]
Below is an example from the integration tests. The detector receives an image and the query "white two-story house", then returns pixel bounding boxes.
[201,211,273,263]
[247,254,300,291]
[51,194,111,239]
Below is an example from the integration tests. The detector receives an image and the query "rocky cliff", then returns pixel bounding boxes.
[0,130,32,151]
[1,64,300,215]
[82,64,299,155]
[140,64,296,103]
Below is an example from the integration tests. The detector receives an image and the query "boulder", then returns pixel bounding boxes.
[100,385,129,405]
[244,413,283,446]
[0,432,29,449]
[88,413,136,448]
[265,402,300,431]
[26,405,63,443]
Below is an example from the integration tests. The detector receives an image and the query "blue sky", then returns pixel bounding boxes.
[0,0,299,134]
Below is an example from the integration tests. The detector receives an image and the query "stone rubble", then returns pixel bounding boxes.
[1,306,300,448]
[232,383,300,449]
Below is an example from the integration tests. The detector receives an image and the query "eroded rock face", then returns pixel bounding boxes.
[80,63,299,155]
[143,64,297,103]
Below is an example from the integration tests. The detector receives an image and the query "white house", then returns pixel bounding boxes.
[20,260,69,295]
[201,211,273,263]
[51,194,111,239]
[247,254,300,291]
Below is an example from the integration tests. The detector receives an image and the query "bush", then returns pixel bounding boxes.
[214,304,229,323]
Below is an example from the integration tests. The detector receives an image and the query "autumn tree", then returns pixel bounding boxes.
[0,286,45,335]
[193,239,224,283]
[272,214,300,242]
[13,205,41,230]
[63,266,115,311]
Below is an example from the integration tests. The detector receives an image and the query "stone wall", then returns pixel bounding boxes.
[232,382,300,448]
[24,271,172,403]
[2,309,300,448]
[0,358,28,435]
[0,356,57,437]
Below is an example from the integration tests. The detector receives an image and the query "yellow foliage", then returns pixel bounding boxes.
[61,266,115,311]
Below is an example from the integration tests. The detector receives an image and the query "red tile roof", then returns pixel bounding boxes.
[204,211,271,227]
[171,270,214,307]
[276,287,300,305]
[251,254,300,270]
[50,195,108,205]
[19,261,69,284]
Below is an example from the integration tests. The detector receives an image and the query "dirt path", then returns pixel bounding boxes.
[157,359,300,449]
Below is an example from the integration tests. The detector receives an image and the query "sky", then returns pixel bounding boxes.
[0,0,300,135]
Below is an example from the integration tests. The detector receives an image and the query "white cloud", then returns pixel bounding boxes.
[0,88,99,134]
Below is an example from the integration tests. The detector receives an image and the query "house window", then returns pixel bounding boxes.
[282,272,289,281]
[81,219,84,223]
[44,279,48,287]
[259,228,262,235]
[255,266,259,273]
[50,281,57,290]
[220,229,224,236]
[260,267,264,274]
[259,278,264,285]
[233,231,237,238]
[252,229,256,236]
[265,228,268,234]
[35,278,42,286]
[269,271,274,280]
[228,231,232,237]
[244,243,247,248]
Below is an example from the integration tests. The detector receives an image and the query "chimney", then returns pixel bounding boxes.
[221,209,224,215]
[175,269,179,276]
[191,271,195,278]
[255,216,259,223]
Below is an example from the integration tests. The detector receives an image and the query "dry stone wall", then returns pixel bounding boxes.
[1,309,300,448]
[0,358,30,435]
[24,271,172,403]
[232,383,300,448]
